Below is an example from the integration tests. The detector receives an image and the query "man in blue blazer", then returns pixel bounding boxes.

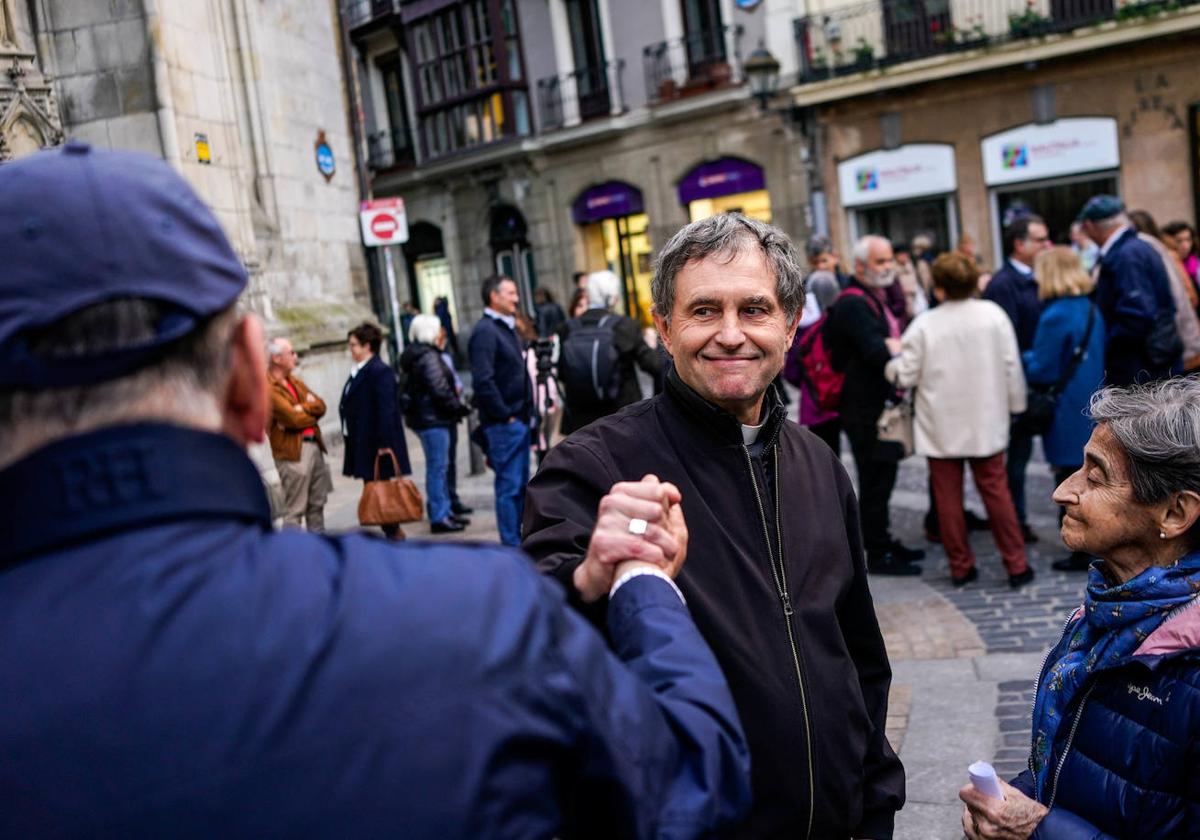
[468,275,533,546]
[985,213,1052,541]
[1079,195,1181,386]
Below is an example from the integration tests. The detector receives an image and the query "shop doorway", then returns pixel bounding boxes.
[680,157,772,224]
[990,172,1118,262]
[403,221,457,324]
[572,181,653,326]
[850,195,958,256]
[490,203,537,316]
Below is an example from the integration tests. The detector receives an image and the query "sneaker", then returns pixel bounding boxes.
[889,540,927,563]
[1020,522,1040,544]
[1008,567,1036,589]
[867,552,923,576]
[431,518,467,534]
[951,567,979,587]
[451,502,475,515]
[1051,552,1092,572]
[965,510,991,532]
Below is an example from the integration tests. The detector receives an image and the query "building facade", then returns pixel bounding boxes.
[2,0,374,425]
[786,0,1200,265]
[343,0,812,331]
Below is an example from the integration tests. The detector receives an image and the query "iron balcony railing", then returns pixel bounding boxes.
[643,24,745,105]
[366,128,416,170]
[343,0,402,32]
[794,0,1199,81]
[536,59,626,132]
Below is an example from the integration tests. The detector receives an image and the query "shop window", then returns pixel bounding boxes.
[406,0,530,160]
[994,174,1119,251]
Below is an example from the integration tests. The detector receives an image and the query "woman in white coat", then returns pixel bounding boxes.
[886,253,1034,588]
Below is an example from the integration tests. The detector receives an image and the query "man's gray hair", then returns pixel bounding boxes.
[853,235,890,266]
[408,313,442,345]
[0,299,236,469]
[586,270,622,310]
[651,213,806,323]
[1088,377,1200,509]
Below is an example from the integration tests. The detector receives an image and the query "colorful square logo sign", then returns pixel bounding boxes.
[856,168,878,192]
[1002,144,1029,170]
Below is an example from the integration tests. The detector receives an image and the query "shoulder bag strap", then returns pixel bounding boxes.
[1053,303,1096,393]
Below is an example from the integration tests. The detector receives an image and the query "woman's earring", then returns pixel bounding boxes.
[1160,530,1168,539]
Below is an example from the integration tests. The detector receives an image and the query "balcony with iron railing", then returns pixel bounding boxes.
[367,127,417,171]
[343,0,402,34]
[793,0,1200,84]
[535,60,626,132]
[643,25,746,105]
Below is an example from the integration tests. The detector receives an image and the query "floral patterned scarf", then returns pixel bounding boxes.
[1030,550,1200,798]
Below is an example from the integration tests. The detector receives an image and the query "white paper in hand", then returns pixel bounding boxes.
[968,761,1005,800]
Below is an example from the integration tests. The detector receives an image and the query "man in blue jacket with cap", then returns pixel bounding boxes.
[0,143,750,838]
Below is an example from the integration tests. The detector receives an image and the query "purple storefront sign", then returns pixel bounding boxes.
[571,181,644,224]
[677,158,765,205]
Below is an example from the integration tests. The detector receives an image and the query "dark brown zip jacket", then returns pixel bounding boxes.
[522,369,905,838]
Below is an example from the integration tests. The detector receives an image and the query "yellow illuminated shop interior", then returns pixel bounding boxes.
[579,213,655,326]
[688,189,772,224]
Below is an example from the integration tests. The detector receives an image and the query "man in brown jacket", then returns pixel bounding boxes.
[267,338,333,531]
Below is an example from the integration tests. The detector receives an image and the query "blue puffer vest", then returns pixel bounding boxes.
[1012,598,1200,838]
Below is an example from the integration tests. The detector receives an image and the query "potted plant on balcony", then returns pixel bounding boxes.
[1008,0,1050,37]
[809,47,829,78]
[851,37,875,69]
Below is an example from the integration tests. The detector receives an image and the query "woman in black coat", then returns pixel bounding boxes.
[339,322,412,537]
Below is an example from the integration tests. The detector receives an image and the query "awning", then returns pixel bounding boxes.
[571,181,644,224]
[678,158,766,205]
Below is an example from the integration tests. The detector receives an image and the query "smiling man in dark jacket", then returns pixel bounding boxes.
[524,214,906,838]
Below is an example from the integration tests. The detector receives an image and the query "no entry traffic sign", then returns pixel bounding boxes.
[359,198,408,247]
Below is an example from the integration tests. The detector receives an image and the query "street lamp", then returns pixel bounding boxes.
[743,43,780,112]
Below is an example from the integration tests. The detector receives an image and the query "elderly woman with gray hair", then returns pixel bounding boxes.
[960,377,1200,840]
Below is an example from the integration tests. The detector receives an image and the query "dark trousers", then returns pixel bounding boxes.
[447,421,462,508]
[1006,427,1034,523]
[929,454,1028,579]
[846,424,900,556]
[807,417,842,456]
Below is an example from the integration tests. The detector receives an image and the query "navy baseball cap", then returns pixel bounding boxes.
[1077,195,1124,223]
[0,141,247,389]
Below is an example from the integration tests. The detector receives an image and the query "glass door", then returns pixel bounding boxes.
[680,0,725,84]
[565,0,610,120]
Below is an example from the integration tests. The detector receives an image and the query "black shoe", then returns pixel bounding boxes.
[451,502,474,515]
[868,552,923,576]
[965,510,991,532]
[1009,567,1036,589]
[431,518,467,534]
[1020,522,1039,544]
[890,540,926,563]
[450,515,472,527]
[1051,552,1092,572]
[951,567,979,587]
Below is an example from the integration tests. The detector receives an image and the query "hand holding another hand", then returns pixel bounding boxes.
[573,474,689,603]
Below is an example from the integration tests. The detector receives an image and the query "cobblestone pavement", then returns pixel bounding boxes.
[321,425,1083,839]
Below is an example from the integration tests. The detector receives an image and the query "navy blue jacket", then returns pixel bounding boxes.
[1011,597,1200,838]
[468,313,531,427]
[984,260,1043,352]
[339,353,412,479]
[0,424,751,838]
[1095,227,1178,386]
[1022,296,1106,467]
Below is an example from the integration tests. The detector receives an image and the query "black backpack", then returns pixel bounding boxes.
[560,314,621,407]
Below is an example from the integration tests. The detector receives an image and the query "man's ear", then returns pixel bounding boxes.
[651,306,673,357]
[222,314,269,446]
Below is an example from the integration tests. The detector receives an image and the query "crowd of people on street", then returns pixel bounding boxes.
[4,143,1200,839]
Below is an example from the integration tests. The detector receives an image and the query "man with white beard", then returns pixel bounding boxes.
[825,235,926,576]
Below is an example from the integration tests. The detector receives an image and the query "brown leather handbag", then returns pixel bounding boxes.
[358,449,424,526]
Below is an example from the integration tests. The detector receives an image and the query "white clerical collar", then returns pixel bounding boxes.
[1100,224,1131,258]
[484,308,516,329]
[1008,258,1033,276]
[741,422,764,446]
[350,358,369,377]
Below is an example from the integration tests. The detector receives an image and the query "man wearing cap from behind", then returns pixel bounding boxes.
[0,143,751,837]
[1078,195,1182,385]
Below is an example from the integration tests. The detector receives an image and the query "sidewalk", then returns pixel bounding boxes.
[321,428,1074,839]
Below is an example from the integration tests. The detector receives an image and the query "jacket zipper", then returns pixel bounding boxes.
[742,444,814,840]
[1045,682,1096,809]
[1027,609,1080,775]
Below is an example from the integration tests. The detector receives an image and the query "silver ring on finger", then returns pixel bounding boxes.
[627,517,649,536]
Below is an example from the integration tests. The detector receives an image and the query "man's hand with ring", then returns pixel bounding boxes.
[574,474,687,602]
